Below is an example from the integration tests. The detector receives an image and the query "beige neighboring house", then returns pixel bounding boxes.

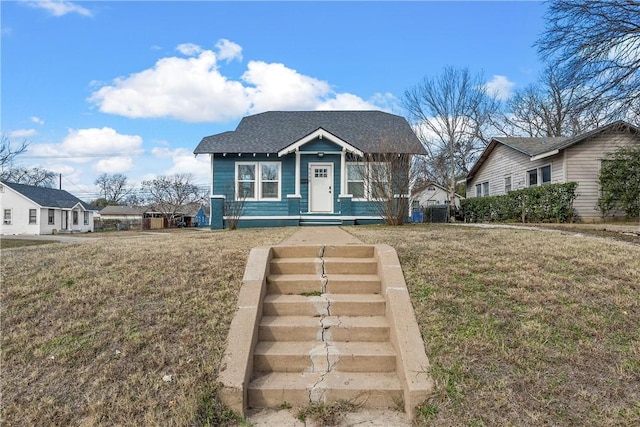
[413,182,464,207]
[98,205,146,222]
[465,120,640,221]
[0,181,98,235]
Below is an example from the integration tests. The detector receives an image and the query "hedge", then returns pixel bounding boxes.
[461,182,578,223]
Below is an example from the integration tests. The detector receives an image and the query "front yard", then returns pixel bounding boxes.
[1,225,638,426]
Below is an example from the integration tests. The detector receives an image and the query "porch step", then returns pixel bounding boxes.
[248,371,403,408]
[253,341,397,373]
[299,219,343,226]
[262,294,386,317]
[267,274,381,295]
[269,257,377,275]
[259,315,390,342]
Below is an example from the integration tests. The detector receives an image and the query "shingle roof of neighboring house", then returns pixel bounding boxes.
[194,110,426,155]
[1,181,97,210]
[467,120,640,180]
[99,206,146,216]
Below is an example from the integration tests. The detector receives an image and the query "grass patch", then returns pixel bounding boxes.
[347,224,640,427]
[3,224,639,426]
[1,227,295,426]
[296,400,362,426]
[1,238,57,249]
[299,290,322,297]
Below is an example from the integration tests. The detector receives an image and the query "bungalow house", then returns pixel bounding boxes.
[0,181,98,235]
[465,120,640,221]
[193,110,426,228]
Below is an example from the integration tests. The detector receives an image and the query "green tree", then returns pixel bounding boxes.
[598,146,640,220]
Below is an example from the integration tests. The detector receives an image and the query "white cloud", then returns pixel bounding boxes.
[23,0,92,17]
[30,116,45,125]
[28,127,143,162]
[485,75,515,101]
[94,157,135,174]
[317,93,382,111]
[243,61,330,112]
[89,40,387,123]
[152,147,210,183]
[177,43,202,56]
[89,49,250,122]
[9,129,38,138]
[216,39,243,62]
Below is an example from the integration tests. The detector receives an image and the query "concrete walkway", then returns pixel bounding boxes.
[278,226,363,246]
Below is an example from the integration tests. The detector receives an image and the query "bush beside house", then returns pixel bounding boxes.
[461,182,578,223]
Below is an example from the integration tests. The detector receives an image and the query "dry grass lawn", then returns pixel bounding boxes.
[2,224,639,426]
[348,224,640,426]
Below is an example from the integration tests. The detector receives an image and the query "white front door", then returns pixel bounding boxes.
[309,163,333,213]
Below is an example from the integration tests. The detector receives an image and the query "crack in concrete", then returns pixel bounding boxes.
[308,245,335,403]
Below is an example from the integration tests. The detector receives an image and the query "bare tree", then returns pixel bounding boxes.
[141,174,200,227]
[1,135,28,179]
[2,166,56,187]
[349,138,426,226]
[500,66,619,137]
[402,66,499,219]
[223,183,247,230]
[537,0,640,117]
[95,173,132,205]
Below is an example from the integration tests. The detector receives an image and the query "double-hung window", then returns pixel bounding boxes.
[346,162,390,200]
[347,163,366,198]
[29,209,37,224]
[504,176,512,193]
[84,212,90,225]
[48,209,55,225]
[3,209,12,225]
[73,211,79,225]
[527,165,552,187]
[235,162,281,201]
[476,181,490,197]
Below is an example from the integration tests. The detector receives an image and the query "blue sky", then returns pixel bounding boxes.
[2,0,547,201]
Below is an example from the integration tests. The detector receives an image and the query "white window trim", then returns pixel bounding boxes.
[476,181,489,197]
[4,208,12,225]
[526,164,552,187]
[346,161,390,201]
[235,161,281,202]
[504,175,512,193]
[29,209,37,224]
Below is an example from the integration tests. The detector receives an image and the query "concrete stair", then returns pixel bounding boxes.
[246,246,404,409]
[218,243,433,421]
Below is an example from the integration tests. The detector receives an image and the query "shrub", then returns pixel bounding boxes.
[461,182,577,223]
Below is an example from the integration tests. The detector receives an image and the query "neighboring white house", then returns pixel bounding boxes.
[0,181,98,235]
[413,182,464,207]
[465,120,640,221]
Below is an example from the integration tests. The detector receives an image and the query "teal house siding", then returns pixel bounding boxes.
[194,111,426,229]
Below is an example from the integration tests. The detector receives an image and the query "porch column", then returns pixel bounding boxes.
[210,154,215,196]
[295,148,301,196]
[340,148,347,196]
[210,195,225,230]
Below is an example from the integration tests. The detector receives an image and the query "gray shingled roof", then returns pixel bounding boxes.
[193,111,426,155]
[467,120,640,180]
[492,136,569,157]
[1,181,97,210]
[99,205,146,215]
